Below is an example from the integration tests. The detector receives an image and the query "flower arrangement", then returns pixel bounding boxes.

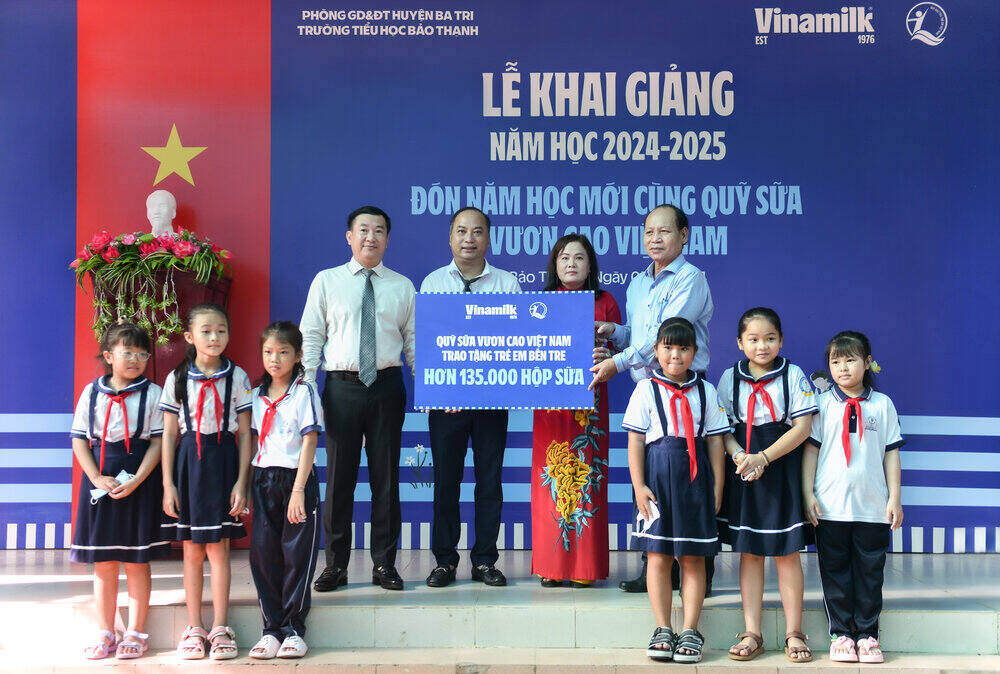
[70,229,231,344]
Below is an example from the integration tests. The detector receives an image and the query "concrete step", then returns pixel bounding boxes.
[2,647,1000,673]
[3,550,998,657]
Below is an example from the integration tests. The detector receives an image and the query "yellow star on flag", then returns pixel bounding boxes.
[141,124,207,186]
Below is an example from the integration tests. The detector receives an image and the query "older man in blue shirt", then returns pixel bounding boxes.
[591,204,713,383]
[590,203,716,595]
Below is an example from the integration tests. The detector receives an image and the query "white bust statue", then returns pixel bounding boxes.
[146,189,177,236]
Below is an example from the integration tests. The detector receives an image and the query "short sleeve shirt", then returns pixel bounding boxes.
[809,386,905,523]
[71,376,164,442]
[622,371,731,443]
[251,376,324,469]
[159,358,253,434]
[717,358,818,426]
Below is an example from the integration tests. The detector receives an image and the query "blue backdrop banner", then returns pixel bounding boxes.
[415,291,595,410]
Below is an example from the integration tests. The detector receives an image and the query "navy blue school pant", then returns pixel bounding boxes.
[250,467,320,640]
[429,409,508,568]
[815,519,890,641]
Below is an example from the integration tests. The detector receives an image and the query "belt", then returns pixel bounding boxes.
[327,366,401,384]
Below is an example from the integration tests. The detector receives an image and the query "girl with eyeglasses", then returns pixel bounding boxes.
[70,323,169,660]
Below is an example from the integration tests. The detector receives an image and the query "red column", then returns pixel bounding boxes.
[75,1,271,531]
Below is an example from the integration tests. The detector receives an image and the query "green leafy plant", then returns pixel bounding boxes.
[70,230,231,344]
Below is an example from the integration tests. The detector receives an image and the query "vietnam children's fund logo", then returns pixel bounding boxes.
[906,3,947,45]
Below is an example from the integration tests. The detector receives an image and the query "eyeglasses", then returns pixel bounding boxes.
[116,351,151,362]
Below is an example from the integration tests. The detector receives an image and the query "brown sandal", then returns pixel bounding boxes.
[728,631,764,661]
[784,631,813,663]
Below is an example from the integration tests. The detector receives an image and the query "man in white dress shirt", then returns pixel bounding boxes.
[419,207,520,588]
[300,205,415,591]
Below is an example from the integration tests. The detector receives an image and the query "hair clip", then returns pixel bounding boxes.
[870,360,882,374]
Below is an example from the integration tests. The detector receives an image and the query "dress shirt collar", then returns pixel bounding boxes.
[650,368,700,390]
[258,374,303,399]
[831,384,872,402]
[643,254,687,281]
[188,356,233,381]
[735,357,789,382]
[447,258,493,281]
[95,375,150,395]
[348,257,386,277]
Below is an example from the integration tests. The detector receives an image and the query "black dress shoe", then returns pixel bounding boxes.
[619,560,647,593]
[540,577,563,588]
[372,565,404,590]
[426,565,456,587]
[313,565,347,592]
[471,564,507,586]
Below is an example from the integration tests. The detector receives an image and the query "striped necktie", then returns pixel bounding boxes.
[359,268,377,386]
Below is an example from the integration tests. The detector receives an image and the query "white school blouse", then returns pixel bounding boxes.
[159,358,253,434]
[622,371,731,443]
[717,358,818,426]
[808,386,905,524]
[71,376,164,442]
[251,376,324,469]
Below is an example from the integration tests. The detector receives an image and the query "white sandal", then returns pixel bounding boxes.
[207,625,239,660]
[177,625,208,660]
[277,634,308,659]
[83,629,118,660]
[115,630,149,659]
[249,634,282,660]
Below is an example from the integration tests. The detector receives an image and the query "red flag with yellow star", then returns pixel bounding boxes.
[74,1,270,538]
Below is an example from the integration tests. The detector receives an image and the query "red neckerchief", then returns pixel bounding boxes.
[99,392,132,472]
[194,378,224,459]
[255,389,292,463]
[653,378,698,481]
[744,378,777,452]
[841,397,864,466]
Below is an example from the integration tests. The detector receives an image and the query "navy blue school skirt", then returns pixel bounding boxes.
[71,439,171,563]
[631,436,720,557]
[170,430,246,543]
[718,421,814,556]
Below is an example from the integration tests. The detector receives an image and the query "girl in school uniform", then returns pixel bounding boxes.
[803,331,904,664]
[716,308,818,663]
[247,322,323,660]
[71,324,168,660]
[160,303,253,660]
[623,317,728,663]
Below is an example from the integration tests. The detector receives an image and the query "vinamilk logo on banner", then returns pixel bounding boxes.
[906,3,948,45]
[753,6,876,44]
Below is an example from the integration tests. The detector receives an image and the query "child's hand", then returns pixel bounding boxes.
[886,498,903,530]
[92,475,120,493]
[109,478,138,499]
[635,485,657,521]
[804,494,822,527]
[163,484,180,518]
[736,452,766,481]
[229,483,248,517]
[287,491,307,524]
